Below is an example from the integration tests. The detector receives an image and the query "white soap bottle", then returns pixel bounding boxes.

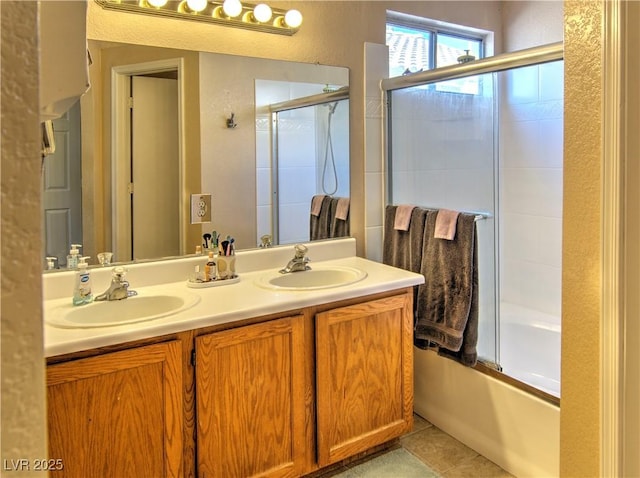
[67,243,82,269]
[72,256,93,306]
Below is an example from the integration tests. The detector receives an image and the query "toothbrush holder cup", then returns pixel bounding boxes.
[216,256,236,280]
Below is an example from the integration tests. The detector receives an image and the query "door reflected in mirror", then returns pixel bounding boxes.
[41,40,349,270]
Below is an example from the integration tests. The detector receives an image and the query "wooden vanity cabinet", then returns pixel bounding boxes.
[46,340,184,478]
[195,315,307,478]
[315,294,414,466]
[45,288,414,478]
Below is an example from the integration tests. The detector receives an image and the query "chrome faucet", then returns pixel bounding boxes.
[280,244,311,274]
[95,267,137,301]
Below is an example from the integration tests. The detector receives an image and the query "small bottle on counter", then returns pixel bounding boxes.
[190,265,204,283]
[72,256,93,306]
[67,243,82,269]
[204,251,216,282]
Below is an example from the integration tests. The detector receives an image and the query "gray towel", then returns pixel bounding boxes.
[329,197,350,238]
[415,211,478,367]
[382,205,429,273]
[383,205,430,321]
[310,196,333,240]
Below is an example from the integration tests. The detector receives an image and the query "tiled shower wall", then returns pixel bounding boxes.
[499,61,564,318]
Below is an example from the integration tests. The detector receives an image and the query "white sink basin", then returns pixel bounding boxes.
[46,290,201,328]
[257,265,367,291]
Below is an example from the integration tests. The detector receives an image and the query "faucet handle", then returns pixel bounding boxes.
[112,266,127,280]
[294,244,308,257]
[260,234,272,248]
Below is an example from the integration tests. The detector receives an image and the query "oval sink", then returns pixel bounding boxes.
[257,265,367,291]
[46,290,201,328]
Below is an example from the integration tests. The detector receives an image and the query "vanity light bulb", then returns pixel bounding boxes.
[253,3,272,23]
[147,0,168,7]
[284,9,302,28]
[186,0,207,12]
[222,0,242,18]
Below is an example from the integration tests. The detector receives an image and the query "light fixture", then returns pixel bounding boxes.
[283,9,302,28]
[96,0,302,35]
[222,0,242,17]
[247,3,271,23]
[145,0,169,7]
[186,0,207,12]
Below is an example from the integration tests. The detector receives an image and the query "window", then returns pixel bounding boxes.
[386,11,486,93]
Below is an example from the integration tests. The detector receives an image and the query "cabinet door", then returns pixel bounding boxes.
[196,316,306,478]
[316,294,413,466]
[47,340,184,478]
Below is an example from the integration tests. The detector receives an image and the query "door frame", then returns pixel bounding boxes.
[111,58,185,260]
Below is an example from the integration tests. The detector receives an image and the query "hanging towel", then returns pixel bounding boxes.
[335,197,350,220]
[415,211,478,366]
[330,197,350,238]
[394,205,416,231]
[310,195,333,240]
[383,205,428,274]
[434,209,460,240]
[311,195,326,216]
[383,205,430,322]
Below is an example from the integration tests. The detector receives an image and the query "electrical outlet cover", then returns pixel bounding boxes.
[190,194,212,224]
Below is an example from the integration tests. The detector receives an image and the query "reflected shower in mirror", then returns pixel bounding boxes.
[255,84,350,245]
[42,40,349,270]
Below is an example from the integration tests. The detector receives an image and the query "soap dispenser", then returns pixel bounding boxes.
[67,243,82,269]
[72,256,93,306]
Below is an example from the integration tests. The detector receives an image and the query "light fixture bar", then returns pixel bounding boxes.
[95,0,301,36]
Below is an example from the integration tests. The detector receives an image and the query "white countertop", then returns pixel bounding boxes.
[43,239,424,358]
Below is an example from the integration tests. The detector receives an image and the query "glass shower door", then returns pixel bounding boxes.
[387,74,499,366]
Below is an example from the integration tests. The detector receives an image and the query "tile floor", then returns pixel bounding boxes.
[321,414,514,478]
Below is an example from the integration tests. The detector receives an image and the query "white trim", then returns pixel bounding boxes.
[601,0,623,476]
[111,58,186,261]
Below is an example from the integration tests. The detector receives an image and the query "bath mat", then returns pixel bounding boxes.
[332,448,439,477]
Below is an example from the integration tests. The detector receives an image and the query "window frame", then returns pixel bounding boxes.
[386,10,487,76]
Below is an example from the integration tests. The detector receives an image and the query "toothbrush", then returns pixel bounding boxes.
[203,233,212,249]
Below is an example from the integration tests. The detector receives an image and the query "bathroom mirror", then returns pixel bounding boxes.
[42,40,349,269]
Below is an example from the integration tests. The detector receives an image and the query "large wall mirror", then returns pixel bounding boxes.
[42,40,350,270]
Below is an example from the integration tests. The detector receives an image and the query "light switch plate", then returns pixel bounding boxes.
[190,194,212,224]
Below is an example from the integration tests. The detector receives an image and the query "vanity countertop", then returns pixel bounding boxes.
[43,240,424,357]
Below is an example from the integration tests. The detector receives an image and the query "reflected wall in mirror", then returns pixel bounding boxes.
[42,40,349,270]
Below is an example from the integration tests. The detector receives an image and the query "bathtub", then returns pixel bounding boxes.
[499,301,561,397]
[414,315,560,476]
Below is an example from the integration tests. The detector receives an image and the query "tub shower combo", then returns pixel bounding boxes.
[384,42,564,398]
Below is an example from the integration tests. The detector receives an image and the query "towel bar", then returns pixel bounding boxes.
[474,213,491,222]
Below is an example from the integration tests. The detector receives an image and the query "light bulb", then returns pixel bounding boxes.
[186,0,207,12]
[284,9,302,28]
[253,3,272,23]
[222,0,242,17]
[147,0,168,7]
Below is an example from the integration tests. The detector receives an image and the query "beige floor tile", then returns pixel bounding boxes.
[442,454,515,478]
[411,413,433,433]
[400,426,478,474]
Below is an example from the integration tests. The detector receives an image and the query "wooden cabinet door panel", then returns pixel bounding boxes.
[316,294,413,466]
[47,340,183,478]
[196,316,305,478]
